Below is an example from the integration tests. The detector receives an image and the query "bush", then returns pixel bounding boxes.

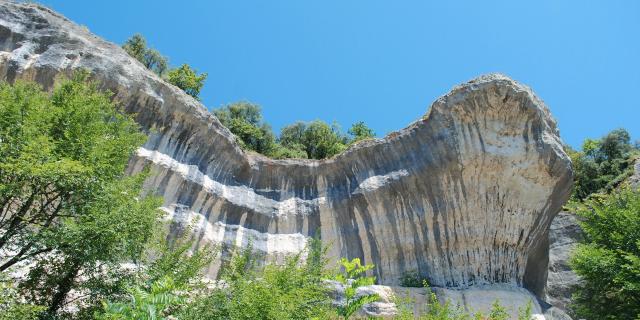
[569,128,638,200]
[214,102,278,155]
[177,239,333,320]
[569,187,640,319]
[122,34,168,75]
[334,258,380,319]
[122,34,207,99]
[166,64,208,99]
[399,269,428,288]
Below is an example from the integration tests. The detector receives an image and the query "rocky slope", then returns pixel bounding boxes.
[0,1,574,317]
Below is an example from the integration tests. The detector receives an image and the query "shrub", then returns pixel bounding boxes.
[569,187,640,319]
[178,239,333,320]
[334,258,380,320]
[569,128,638,200]
[399,269,427,288]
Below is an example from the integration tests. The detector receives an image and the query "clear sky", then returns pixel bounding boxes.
[39,0,639,148]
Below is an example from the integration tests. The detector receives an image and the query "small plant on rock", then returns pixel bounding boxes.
[334,258,379,320]
[400,269,427,287]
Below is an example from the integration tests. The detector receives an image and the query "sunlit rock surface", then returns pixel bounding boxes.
[0,1,574,316]
[330,282,575,320]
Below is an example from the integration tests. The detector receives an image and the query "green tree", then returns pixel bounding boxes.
[122,34,147,63]
[123,34,207,98]
[20,174,162,316]
[273,121,309,159]
[348,121,375,142]
[334,258,379,320]
[0,274,44,320]
[166,64,207,99]
[569,187,640,320]
[268,143,307,159]
[122,34,168,75]
[214,102,277,155]
[0,73,163,317]
[570,129,637,200]
[302,121,348,159]
[279,122,307,148]
[278,120,348,159]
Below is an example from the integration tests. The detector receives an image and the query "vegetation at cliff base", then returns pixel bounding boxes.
[0,72,164,318]
[569,187,640,319]
[565,128,640,320]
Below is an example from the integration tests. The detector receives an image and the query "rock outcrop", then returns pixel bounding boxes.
[629,158,640,190]
[330,283,548,319]
[545,212,583,314]
[0,0,574,315]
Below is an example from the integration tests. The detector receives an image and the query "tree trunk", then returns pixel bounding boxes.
[44,258,83,317]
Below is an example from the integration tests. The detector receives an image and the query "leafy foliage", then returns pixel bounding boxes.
[487,300,509,320]
[569,128,638,200]
[334,257,379,319]
[177,238,333,320]
[214,102,277,155]
[0,274,44,320]
[569,187,640,320]
[166,64,208,100]
[122,34,207,99]
[399,269,428,287]
[95,229,216,320]
[122,34,168,76]
[301,121,349,159]
[214,102,372,159]
[278,120,350,159]
[0,73,163,317]
[348,121,375,142]
[97,277,184,320]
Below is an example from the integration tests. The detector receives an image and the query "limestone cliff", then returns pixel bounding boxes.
[0,0,572,306]
[545,212,583,315]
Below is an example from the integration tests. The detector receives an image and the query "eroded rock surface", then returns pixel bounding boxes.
[0,0,573,307]
[545,212,583,314]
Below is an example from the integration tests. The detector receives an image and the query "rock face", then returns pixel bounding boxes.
[545,212,583,314]
[629,158,640,190]
[329,282,548,319]
[0,0,573,309]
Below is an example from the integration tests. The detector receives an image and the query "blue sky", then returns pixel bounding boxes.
[39,1,639,148]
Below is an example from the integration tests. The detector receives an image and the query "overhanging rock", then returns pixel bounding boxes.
[0,1,572,300]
